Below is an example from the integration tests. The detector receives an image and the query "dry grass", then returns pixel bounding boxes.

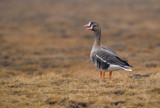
[1,72,160,108]
[0,0,160,107]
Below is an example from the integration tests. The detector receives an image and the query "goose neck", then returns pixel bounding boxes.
[94,31,101,45]
[93,31,101,49]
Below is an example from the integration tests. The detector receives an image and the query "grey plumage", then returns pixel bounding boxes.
[102,46,117,55]
[86,21,133,72]
[91,48,132,71]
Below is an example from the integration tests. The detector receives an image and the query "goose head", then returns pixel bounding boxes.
[84,21,101,32]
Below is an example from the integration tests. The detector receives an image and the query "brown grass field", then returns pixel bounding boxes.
[0,0,160,107]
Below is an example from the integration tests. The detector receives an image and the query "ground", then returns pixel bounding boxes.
[0,0,160,108]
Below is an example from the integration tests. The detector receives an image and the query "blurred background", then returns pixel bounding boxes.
[0,0,160,78]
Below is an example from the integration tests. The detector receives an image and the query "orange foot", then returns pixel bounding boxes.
[103,71,106,80]
[109,71,112,80]
[100,71,102,78]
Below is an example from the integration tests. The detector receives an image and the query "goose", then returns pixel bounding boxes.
[84,21,133,80]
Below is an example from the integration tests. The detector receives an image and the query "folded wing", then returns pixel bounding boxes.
[92,50,132,71]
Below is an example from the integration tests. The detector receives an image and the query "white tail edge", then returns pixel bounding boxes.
[122,66,132,71]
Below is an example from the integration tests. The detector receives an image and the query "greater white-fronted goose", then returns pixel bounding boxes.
[84,21,133,80]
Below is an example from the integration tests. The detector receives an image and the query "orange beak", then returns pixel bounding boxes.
[87,25,93,30]
[87,27,92,30]
[84,24,90,28]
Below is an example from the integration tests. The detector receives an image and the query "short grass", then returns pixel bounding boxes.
[1,72,160,108]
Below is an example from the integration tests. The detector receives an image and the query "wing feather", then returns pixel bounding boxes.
[94,50,132,67]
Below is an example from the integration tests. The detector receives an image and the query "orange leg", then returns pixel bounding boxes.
[109,71,112,80]
[100,71,102,78]
[103,71,106,80]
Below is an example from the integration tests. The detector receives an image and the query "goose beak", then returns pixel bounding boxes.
[87,27,92,30]
[84,21,91,28]
[84,24,90,28]
[87,25,93,30]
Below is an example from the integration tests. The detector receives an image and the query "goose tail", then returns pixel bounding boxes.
[121,66,132,71]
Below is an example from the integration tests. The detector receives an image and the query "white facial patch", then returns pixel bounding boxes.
[88,21,91,27]
[90,25,93,30]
